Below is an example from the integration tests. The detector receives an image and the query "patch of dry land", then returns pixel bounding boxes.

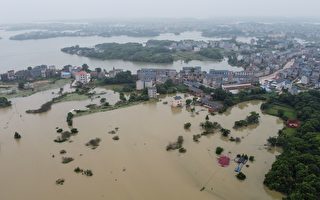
[0,87,284,200]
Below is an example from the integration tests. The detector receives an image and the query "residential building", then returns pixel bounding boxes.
[172,96,183,107]
[30,65,47,78]
[301,75,309,85]
[75,71,91,84]
[136,80,144,90]
[147,87,157,98]
[109,68,123,78]
[61,72,72,79]
[7,70,15,80]
[144,80,154,88]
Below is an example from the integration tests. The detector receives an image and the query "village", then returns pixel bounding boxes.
[1,19,320,199]
[1,50,319,111]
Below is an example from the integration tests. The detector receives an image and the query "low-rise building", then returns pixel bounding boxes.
[61,72,72,79]
[172,96,183,107]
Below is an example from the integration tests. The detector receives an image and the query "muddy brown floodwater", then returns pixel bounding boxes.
[0,88,284,200]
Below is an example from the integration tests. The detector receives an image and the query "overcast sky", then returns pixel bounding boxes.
[0,0,320,23]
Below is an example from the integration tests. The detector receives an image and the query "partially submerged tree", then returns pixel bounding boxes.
[184,122,191,129]
[14,132,21,139]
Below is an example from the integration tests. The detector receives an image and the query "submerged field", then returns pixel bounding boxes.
[0,87,284,200]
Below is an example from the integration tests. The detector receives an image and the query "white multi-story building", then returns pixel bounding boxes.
[75,71,91,84]
[136,80,145,90]
[148,87,157,98]
[144,80,154,88]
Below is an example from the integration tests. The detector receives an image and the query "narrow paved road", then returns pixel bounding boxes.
[259,59,295,83]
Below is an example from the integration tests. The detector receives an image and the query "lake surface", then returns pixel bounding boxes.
[0,86,284,200]
[0,30,246,73]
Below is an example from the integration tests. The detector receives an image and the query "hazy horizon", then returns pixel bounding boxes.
[1,0,320,24]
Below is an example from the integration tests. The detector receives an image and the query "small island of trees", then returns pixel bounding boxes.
[233,111,260,128]
[0,97,12,108]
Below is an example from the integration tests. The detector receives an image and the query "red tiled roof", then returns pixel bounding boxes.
[218,155,230,167]
[75,71,87,76]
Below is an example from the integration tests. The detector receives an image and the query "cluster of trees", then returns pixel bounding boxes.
[26,101,53,113]
[0,97,12,108]
[66,112,74,126]
[184,122,191,129]
[236,172,247,180]
[198,86,267,113]
[156,79,188,94]
[14,132,21,139]
[234,112,260,128]
[200,121,222,136]
[117,89,149,104]
[198,48,224,61]
[215,146,224,155]
[127,92,149,102]
[146,40,175,47]
[63,40,228,64]
[220,128,231,137]
[74,167,93,176]
[227,52,245,66]
[166,136,186,153]
[75,42,175,63]
[263,90,320,199]
[104,71,135,85]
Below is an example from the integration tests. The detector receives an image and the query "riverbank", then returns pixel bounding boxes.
[262,90,320,199]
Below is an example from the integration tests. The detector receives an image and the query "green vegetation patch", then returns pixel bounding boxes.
[263,103,297,119]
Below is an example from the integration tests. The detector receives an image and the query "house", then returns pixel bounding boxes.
[136,80,145,90]
[289,86,299,95]
[286,120,301,128]
[7,70,15,80]
[148,87,157,98]
[144,80,153,88]
[180,66,204,82]
[137,68,177,82]
[75,71,91,84]
[274,79,291,90]
[109,68,123,78]
[201,96,224,112]
[172,96,183,107]
[23,82,34,89]
[188,86,203,96]
[61,72,71,79]
[301,76,309,85]
[30,65,47,78]
[15,70,30,80]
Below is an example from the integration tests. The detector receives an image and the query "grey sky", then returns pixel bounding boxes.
[0,0,319,23]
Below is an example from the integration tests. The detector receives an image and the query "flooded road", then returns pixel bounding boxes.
[0,90,283,200]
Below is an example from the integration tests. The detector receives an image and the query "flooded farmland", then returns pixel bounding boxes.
[0,88,284,200]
